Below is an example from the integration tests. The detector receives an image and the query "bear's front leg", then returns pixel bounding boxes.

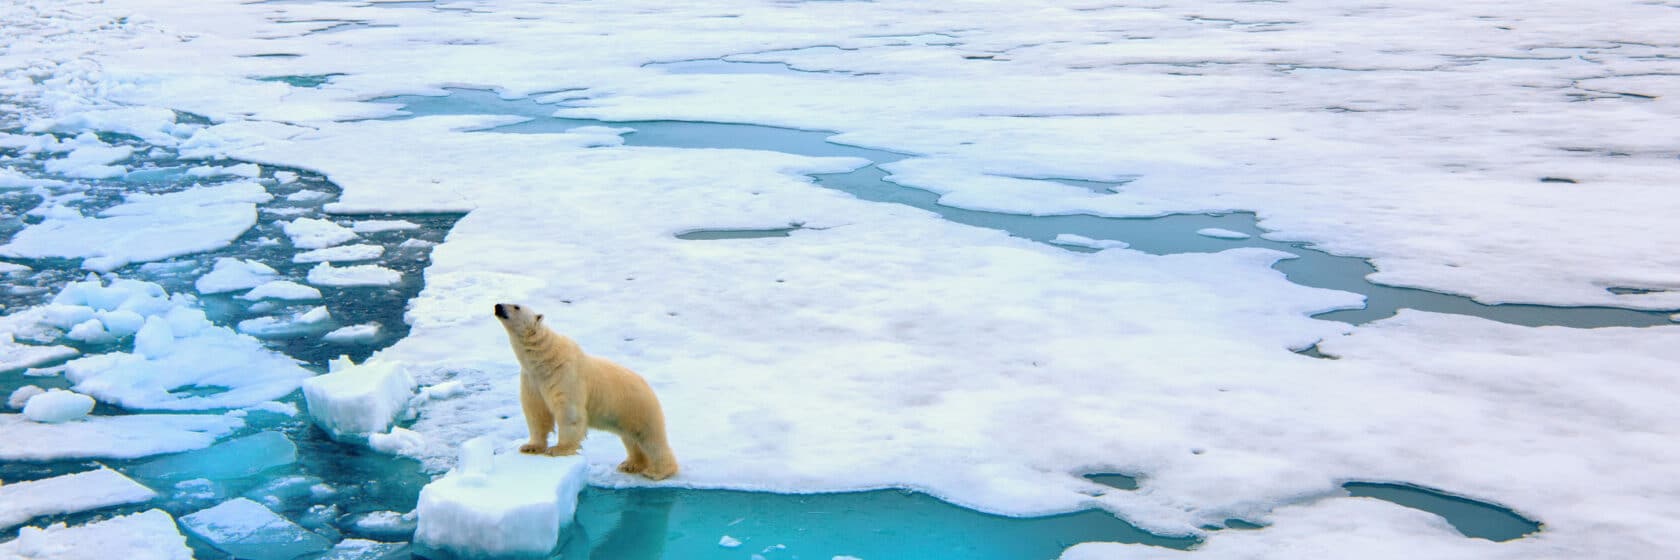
[545,402,587,456]
[518,379,553,454]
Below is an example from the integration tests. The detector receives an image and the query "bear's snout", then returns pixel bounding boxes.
[494,303,508,319]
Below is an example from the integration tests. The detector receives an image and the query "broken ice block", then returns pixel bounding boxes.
[180,497,331,560]
[301,357,415,440]
[414,450,588,557]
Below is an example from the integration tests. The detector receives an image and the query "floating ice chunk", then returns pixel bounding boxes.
[1197,227,1253,240]
[180,498,332,560]
[294,244,384,263]
[0,168,62,189]
[1049,234,1129,250]
[323,323,381,344]
[0,184,263,272]
[719,535,743,548]
[22,389,95,423]
[302,358,416,439]
[0,334,77,373]
[284,218,358,249]
[237,306,332,338]
[32,106,194,146]
[319,539,411,560]
[67,318,115,344]
[307,262,402,287]
[286,190,332,202]
[187,164,261,178]
[351,219,421,233]
[0,413,243,460]
[0,467,157,530]
[43,134,134,179]
[0,260,32,273]
[196,258,279,294]
[0,509,191,560]
[349,510,416,540]
[414,451,589,557]
[98,309,146,337]
[238,280,323,301]
[368,427,425,456]
[8,385,46,409]
[133,317,175,359]
[273,171,298,183]
[130,431,297,482]
[397,239,436,250]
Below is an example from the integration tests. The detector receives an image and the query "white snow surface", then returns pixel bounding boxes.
[20,389,95,423]
[0,413,244,460]
[293,243,384,263]
[0,182,268,272]
[0,467,158,530]
[0,509,192,560]
[5,1,1680,558]
[306,262,402,287]
[282,218,358,249]
[414,450,588,557]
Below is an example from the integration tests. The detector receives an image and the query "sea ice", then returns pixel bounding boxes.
[283,217,359,249]
[196,258,278,294]
[323,323,381,344]
[180,498,333,560]
[294,243,384,263]
[368,427,426,456]
[8,385,46,409]
[301,357,416,440]
[351,219,421,233]
[0,413,243,460]
[237,306,333,338]
[238,280,323,301]
[414,450,589,557]
[0,467,157,530]
[1048,234,1129,250]
[318,539,411,560]
[1196,228,1252,240]
[719,535,743,548]
[21,388,95,423]
[0,183,266,272]
[42,133,133,179]
[0,334,77,373]
[0,509,191,560]
[307,262,403,287]
[285,190,332,202]
[130,431,298,482]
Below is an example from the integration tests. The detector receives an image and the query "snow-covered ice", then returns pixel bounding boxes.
[283,218,358,249]
[351,219,421,233]
[1195,228,1251,240]
[0,467,158,530]
[0,183,268,272]
[7,385,47,409]
[20,389,95,423]
[238,280,323,301]
[414,450,588,557]
[0,334,77,373]
[195,258,278,294]
[180,498,333,560]
[0,509,191,560]
[323,323,381,344]
[237,305,332,338]
[301,357,416,440]
[367,427,425,456]
[307,262,403,287]
[0,413,243,461]
[294,244,384,263]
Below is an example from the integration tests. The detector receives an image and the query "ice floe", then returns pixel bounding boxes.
[180,498,333,560]
[414,446,588,557]
[236,305,333,338]
[0,413,243,461]
[0,509,191,560]
[307,262,402,287]
[0,467,157,530]
[20,389,95,423]
[283,217,359,249]
[195,257,279,294]
[294,243,384,263]
[1196,228,1251,240]
[323,323,381,344]
[301,357,416,440]
[0,183,268,272]
[238,280,323,301]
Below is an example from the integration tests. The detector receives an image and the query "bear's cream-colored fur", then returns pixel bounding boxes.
[494,302,678,480]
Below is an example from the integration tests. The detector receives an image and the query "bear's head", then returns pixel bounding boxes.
[493,302,544,336]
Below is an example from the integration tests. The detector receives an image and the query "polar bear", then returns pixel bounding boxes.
[494,302,678,480]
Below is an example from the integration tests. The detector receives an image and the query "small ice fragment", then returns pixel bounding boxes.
[302,357,416,439]
[323,323,381,344]
[351,219,421,233]
[22,389,96,423]
[349,510,416,540]
[180,498,332,560]
[1196,227,1252,240]
[368,427,425,456]
[1048,234,1128,250]
[273,171,299,183]
[833,556,864,560]
[398,239,436,249]
[307,262,402,287]
[196,258,278,294]
[68,318,115,343]
[294,244,384,263]
[0,509,191,559]
[238,280,323,301]
[236,306,332,338]
[0,467,157,529]
[8,385,45,409]
[414,452,588,557]
[719,535,743,548]
[319,539,410,560]
[285,190,331,202]
[130,431,297,482]
[283,218,358,249]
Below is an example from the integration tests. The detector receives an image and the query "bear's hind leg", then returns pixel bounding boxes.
[617,435,649,474]
[518,381,553,455]
[636,438,679,481]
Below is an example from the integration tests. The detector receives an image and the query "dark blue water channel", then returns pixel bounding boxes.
[369,87,1675,329]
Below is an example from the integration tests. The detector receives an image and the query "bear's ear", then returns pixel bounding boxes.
[535,314,544,323]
